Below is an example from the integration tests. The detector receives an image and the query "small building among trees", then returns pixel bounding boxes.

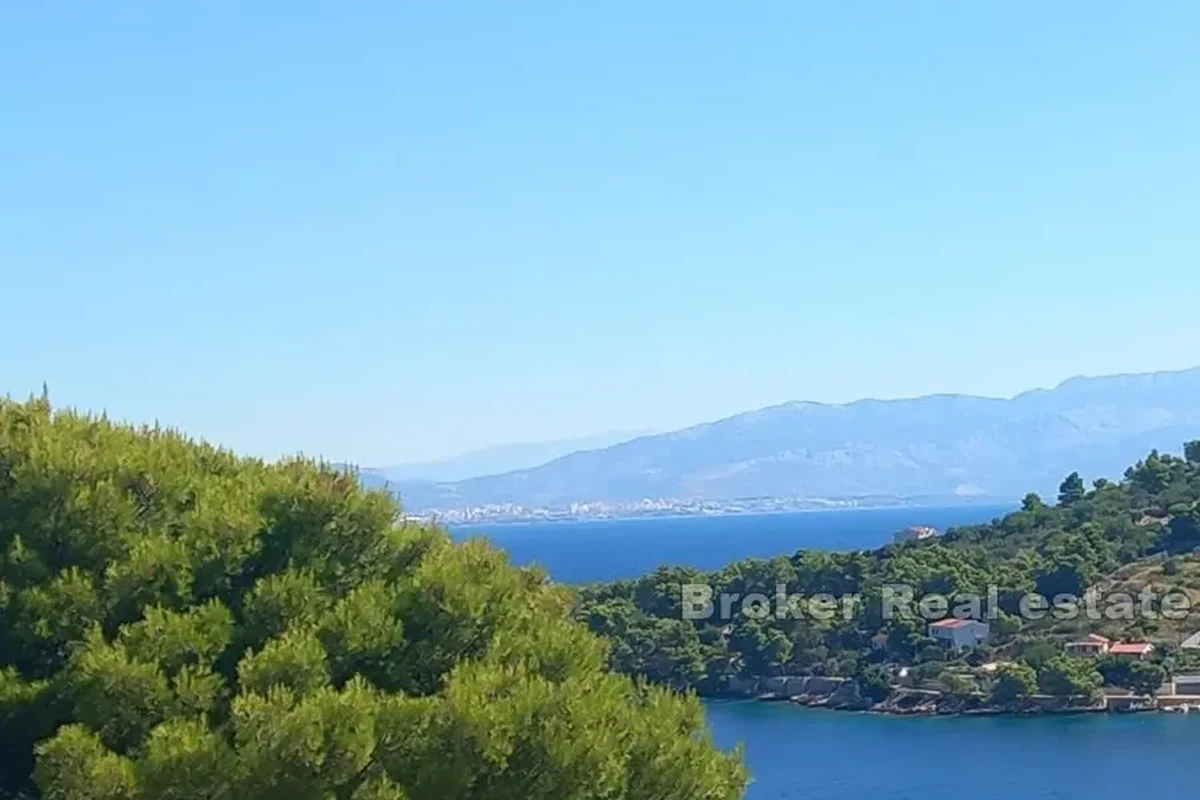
[1064,633,1111,658]
[1108,641,1155,660]
[1171,674,1200,695]
[929,618,990,650]
[895,525,939,544]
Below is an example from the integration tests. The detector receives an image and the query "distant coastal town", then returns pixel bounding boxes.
[408,495,996,525]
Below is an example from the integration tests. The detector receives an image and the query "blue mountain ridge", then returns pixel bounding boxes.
[394,367,1200,512]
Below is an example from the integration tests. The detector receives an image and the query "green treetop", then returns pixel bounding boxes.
[1057,472,1086,506]
[0,397,747,800]
[989,663,1037,706]
[1036,656,1103,702]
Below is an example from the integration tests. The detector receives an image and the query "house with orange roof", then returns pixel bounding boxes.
[1108,641,1155,660]
[1064,633,1111,658]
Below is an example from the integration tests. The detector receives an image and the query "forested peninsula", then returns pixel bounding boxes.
[578,444,1200,713]
[0,397,746,800]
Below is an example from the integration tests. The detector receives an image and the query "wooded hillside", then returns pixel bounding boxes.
[0,397,746,800]
[579,443,1200,700]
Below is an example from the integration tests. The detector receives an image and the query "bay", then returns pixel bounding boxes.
[451,504,1013,583]
[452,505,1199,798]
[706,701,1200,799]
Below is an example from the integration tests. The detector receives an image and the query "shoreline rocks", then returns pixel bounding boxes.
[710,676,1162,717]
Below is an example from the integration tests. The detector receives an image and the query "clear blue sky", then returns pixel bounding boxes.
[3,2,1199,465]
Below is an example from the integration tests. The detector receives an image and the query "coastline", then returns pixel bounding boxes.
[448,507,881,529]
[413,495,1013,526]
[713,677,1196,717]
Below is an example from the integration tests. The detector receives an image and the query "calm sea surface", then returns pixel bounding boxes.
[451,505,1012,583]
[452,506,1199,798]
[707,701,1199,799]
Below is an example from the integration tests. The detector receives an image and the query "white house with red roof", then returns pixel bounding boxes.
[928,618,990,650]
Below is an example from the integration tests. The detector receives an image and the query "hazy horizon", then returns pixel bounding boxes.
[5,4,1200,463]
[11,363,1198,472]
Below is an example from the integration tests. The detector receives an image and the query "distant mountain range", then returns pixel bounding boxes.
[348,430,651,485]
[392,367,1200,514]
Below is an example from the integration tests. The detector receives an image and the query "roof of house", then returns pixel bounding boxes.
[930,618,981,629]
[1109,642,1155,655]
[1067,634,1111,647]
[1173,673,1200,684]
[1182,631,1200,649]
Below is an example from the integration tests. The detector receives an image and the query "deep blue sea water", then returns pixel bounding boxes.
[452,505,1012,583]
[451,506,1200,798]
[707,701,1200,799]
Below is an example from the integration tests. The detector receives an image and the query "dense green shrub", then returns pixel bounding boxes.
[0,397,746,799]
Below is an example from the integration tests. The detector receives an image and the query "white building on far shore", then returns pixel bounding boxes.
[929,618,990,650]
[895,525,939,544]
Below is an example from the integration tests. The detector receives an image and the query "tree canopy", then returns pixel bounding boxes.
[1057,472,1086,506]
[1036,656,1103,700]
[0,397,747,799]
[989,663,1036,705]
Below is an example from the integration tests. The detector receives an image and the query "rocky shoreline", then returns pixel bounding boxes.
[713,675,1190,716]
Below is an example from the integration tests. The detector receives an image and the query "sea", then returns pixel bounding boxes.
[450,504,1014,584]
[451,506,1200,798]
[706,701,1200,799]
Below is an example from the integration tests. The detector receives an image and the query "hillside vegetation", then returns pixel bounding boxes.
[0,397,746,800]
[578,442,1200,703]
